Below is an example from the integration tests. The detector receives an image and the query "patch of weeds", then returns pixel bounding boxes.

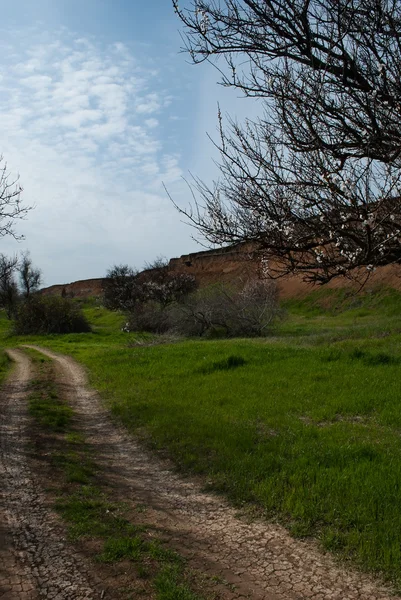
[147,540,180,563]
[55,486,130,540]
[29,393,73,431]
[320,349,342,363]
[349,348,400,366]
[97,535,144,563]
[52,451,95,484]
[154,564,202,600]
[364,352,399,366]
[58,485,203,598]
[65,431,85,444]
[321,528,347,552]
[289,521,313,538]
[198,354,246,374]
[28,364,73,431]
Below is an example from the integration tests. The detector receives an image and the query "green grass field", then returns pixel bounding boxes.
[2,286,401,586]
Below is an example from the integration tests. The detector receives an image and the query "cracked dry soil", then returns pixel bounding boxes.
[1,345,400,600]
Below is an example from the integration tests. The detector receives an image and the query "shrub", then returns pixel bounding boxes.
[125,301,171,334]
[125,279,281,338]
[13,296,91,335]
[103,261,197,313]
[172,280,280,337]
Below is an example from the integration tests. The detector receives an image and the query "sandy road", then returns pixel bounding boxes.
[1,345,400,600]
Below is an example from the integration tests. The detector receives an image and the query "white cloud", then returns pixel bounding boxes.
[145,118,159,128]
[0,27,203,284]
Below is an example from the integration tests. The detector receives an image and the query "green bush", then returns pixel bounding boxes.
[13,296,91,335]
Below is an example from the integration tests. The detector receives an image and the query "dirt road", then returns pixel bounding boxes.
[0,349,100,599]
[1,346,399,600]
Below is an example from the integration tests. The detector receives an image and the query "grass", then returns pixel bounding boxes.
[0,348,10,385]
[2,285,401,587]
[77,338,401,585]
[29,380,73,432]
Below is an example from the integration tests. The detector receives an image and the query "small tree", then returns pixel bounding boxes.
[141,257,198,307]
[103,260,198,313]
[18,251,42,297]
[103,264,141,312]
[0,254,19,318]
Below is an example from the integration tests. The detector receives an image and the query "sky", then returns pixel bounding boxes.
[0,0,258,286]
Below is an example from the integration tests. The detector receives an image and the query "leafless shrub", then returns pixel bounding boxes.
[164,279,280,338]
[125,301,171,334]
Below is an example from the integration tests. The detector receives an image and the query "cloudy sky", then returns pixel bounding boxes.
[0,0,258,286]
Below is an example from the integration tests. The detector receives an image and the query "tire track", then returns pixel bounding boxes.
[25,345,400,600]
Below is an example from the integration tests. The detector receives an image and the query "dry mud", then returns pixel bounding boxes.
[1,345,399,600]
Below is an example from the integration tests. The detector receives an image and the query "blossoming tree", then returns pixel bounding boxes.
[174,0,401,283]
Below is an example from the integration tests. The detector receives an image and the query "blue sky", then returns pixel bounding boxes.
[0,0,257,285]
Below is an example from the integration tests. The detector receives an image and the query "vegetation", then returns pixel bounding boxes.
[105,260,280,337]
[18,251,42,297]
[0,347,10,386]
[2,285,401,586]
[25,348,205,600]
[103,259,197,314]
[0,254,19,318]
[0,251,43,320]
[174,1,401,282]
[164,279,280,337]
[0,156,29,241]
[13,296,91,335]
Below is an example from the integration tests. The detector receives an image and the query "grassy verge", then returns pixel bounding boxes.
[0,309,13,385]
[0,348,10,385]
[4,287,401,588]
[26,349,205,600]
[278,285,401,340]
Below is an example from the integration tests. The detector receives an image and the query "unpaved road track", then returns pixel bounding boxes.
[1,346,400,600]
[0,349,100,600]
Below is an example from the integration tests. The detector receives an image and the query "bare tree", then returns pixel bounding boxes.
[0,254,19,318]
[18,252,42,297]
[174,0,401,283]
[0,157,29,240]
